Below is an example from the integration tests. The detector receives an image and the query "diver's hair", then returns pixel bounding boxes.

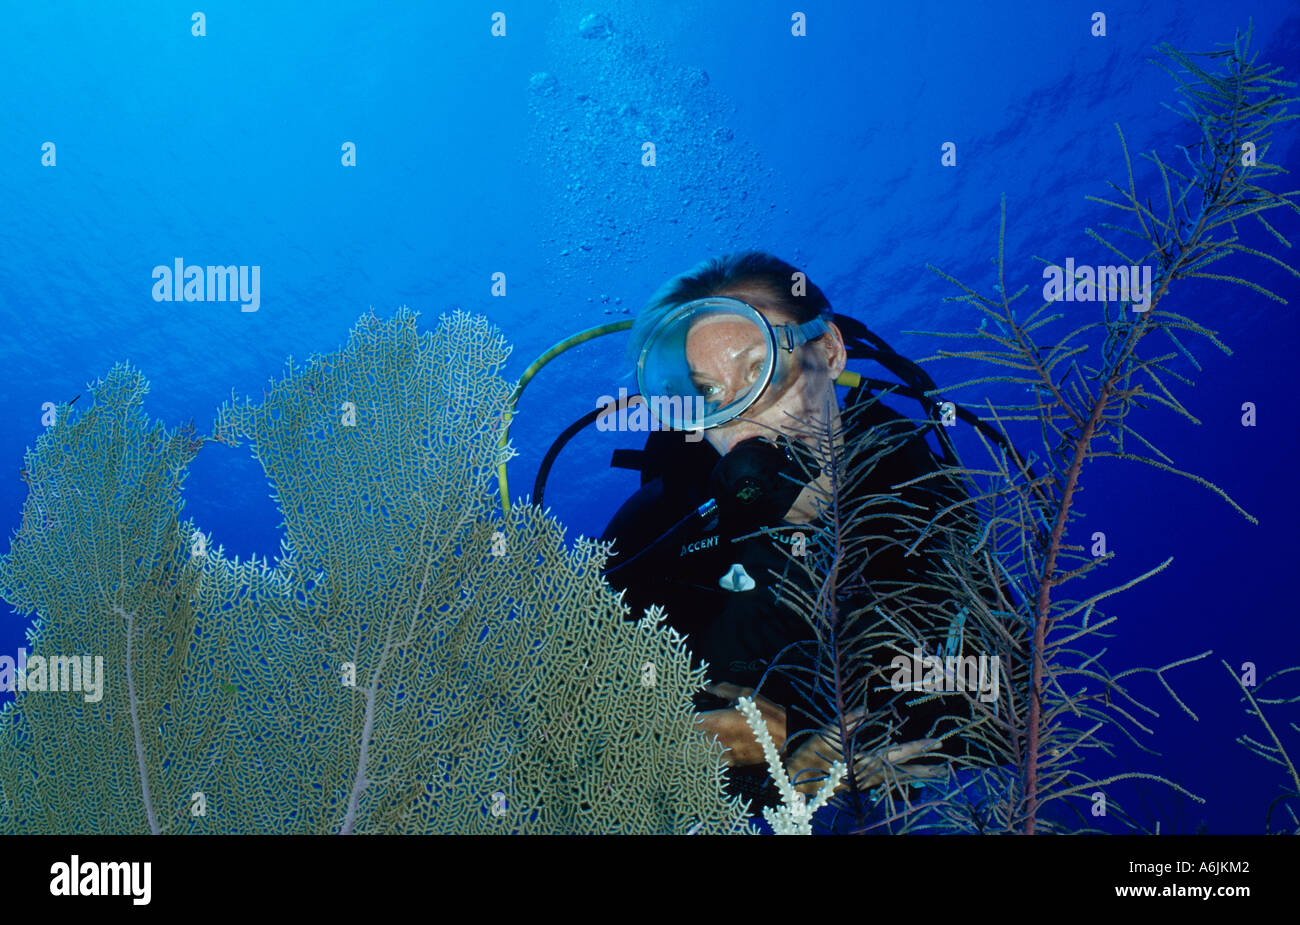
[627,250,832,368]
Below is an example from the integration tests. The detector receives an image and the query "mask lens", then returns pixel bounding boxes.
[637,299,775,429]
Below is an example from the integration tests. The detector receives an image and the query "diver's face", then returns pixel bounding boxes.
[682,314,770,413]
[685,290,846,458]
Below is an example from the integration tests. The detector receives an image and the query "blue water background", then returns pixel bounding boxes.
[1,0,1296,834]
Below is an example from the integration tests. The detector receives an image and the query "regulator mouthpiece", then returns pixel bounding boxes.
[708,436,821,534]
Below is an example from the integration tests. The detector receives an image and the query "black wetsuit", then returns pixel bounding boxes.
[600,391,976,809]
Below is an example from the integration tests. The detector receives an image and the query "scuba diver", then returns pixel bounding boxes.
[503,250,1015,830]
[594,251,987,828]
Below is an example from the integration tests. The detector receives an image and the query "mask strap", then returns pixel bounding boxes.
[776,316,829,351]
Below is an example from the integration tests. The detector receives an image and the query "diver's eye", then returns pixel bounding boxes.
[694,382,728,407]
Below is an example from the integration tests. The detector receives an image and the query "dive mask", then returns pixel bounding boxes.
[635,296,830,430]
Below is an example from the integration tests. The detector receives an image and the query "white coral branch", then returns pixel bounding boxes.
[735,695,844,835]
